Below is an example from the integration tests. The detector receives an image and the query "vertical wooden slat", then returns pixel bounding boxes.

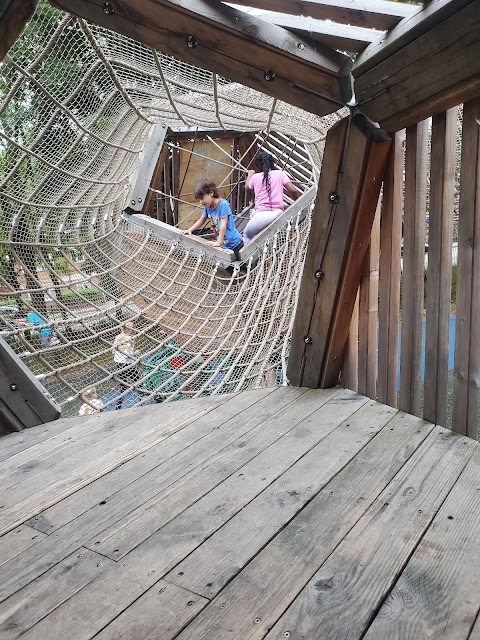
[358,202,380,399]
[377,130,404,407]
[142,143,169,218]
[288,113,391,389]
[453,97,480,439]
[164,150,172,225]
[341,290,359,393]
[172,145,180,226]
[424,108,457,427]
[399,120,429,416]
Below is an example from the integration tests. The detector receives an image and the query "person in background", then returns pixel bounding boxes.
[25,310,52,348]
[182,178,244,261]
[78,387,103,416]
[112,321,139,409]
[243,151,301,246]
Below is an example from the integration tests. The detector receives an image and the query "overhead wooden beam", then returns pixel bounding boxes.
[287,112,391,389]
[0,0,37,61]
[353,0,480,131]
[248,10,383,53]
[48,0,353,118]
[227,0,416,31]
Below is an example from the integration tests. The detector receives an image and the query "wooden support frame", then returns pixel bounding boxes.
[354,0,480,131]
[399,120,429,417]
[48,0,353,117]
[0,0,37,61]
[377,130,404,407]
[453,97,480,439]
[288,113,391,389]
[424,108,456,428]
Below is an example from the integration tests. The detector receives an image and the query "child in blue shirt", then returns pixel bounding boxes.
[182,179,243,260]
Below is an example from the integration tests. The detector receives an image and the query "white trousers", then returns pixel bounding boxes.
[243,208,283,246]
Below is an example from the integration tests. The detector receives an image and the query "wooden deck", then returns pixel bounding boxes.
[0,386,479,640]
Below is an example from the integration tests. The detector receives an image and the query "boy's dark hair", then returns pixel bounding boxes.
[194,178,219,200]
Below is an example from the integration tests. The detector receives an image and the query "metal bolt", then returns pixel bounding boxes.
[10,383,18,391]
[314,270,324,280]
[103,2,114,14]
[137,198,142,203]
[329,192,340,204]
[187,601,194,606]
[264,69,276,81]
[186,35,198,48]
[284,633,291,638]
[255,618,261,624]
[304,335,313,344]
[297,42,305,50]
[131,200,136,205]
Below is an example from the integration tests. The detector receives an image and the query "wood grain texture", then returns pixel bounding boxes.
[173,412,434,640]
[424,108,457,427]
[288,113,390,389]
[266,429,475,640]
[49,0,353,116]
[399,120,428,417]
[355,1,480,130]
[0,525,46,568]
[341,289,359,392]
[453,97,480,439]
[363,446,480,640]
[377,130,404,407]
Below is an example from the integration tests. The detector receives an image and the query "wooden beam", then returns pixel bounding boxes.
[353,0,480,131]
[227,0,416,31]
[288,113,391,389]
[168,129,243,142]
[453,97,480,439]
[399,120,429,417]
[0,0,37,61]
[242,10,383,53]
[48,0,353,118]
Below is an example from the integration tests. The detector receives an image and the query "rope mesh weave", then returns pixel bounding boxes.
[0,1,344,416]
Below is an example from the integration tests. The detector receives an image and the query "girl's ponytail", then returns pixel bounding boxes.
[254,151,275,203]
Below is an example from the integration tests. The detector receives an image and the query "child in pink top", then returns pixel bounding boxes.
[244,152,300,246]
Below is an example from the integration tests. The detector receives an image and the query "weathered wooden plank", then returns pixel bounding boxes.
[341,290,359,392]
[399,120,428,416]
[172,411,435,640]
[288,113,390,389]
[0,395,233,536]
[363,445,480,640]
[470,614,480,640]
[48,0,353,117]
[225,0,416,30]
[424,108,457,427]
[0,0,37,61]
[84,388,352,560]
[354,1,480,131]
[94,581,207,640]
[377,130,404,407]
[257,429,475,640]
[27,389,272,534]
[0,388,304,601]
[0,548,112,640]
[453,97,480,439]
[167,400,397,598]
[13,390,365,640]
[0,525,46,567]
[358,202,380,398]
[247,11,382,53]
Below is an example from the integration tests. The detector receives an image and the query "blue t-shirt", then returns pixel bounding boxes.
[26,311,51,338]
[202,199,242,250]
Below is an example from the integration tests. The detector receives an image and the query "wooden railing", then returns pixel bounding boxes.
[341,98,480,439]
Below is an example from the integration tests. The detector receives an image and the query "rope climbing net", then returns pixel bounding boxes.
[0,1,344,416]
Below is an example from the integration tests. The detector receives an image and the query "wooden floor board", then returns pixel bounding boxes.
[265,429,475,640]
[363,446,480,640]
[167,399,397,598]
[0,388,478,640]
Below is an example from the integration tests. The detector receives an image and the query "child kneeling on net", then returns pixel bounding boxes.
[182,179,243,261]
[78,387,103,416]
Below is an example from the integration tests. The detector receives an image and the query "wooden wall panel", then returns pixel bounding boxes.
[424,108,457,427]
[377,130,404,407]
[453,97,480,439]
[399,120,429,416]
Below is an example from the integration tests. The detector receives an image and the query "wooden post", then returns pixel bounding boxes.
[424,108,457,427]
[0,0,37,61]
[399,120,429,416]
[453,97,480,439]
[358,201,380,399]
[377,130,404,407]
[288,112,391,389]
[341,290,359,393]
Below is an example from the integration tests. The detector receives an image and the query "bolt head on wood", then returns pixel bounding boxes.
[186,35,198,48]
[103,2,114,14]
[264,70,275,81]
